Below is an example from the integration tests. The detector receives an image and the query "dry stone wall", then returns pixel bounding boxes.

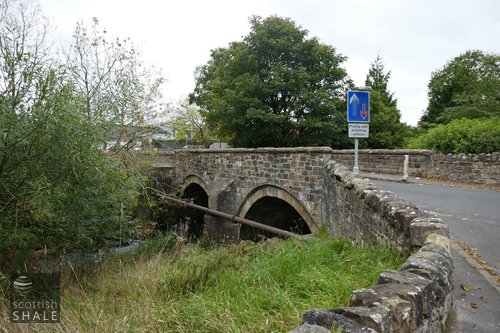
[433,152,499,184]
[290,160,454,333]
[331,149,499,184]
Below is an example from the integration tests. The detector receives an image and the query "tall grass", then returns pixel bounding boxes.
[1,235,404,332]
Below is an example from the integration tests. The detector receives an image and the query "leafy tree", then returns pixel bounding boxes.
[170,101,211,147]
[362,56,409,148]
[419,50,500,129]
[64,18,165,151]
[0,0,145,261]
[190,15,351,148]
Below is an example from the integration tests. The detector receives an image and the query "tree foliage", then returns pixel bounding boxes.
[363,56,409,148]
[419,50,500,129]
[365,55,397,108]
[65,18,165,151]
[170,101,211,147]
[406,118,500,154]
[190,16,351,148]
[0,0,150,259]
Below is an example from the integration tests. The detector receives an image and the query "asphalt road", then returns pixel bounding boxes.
[373,179,500,332]
[372,180,500,273]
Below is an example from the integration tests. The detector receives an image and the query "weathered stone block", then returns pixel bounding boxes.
[349,283,425,332]
[382,200,425,235]
[400,250,453,306]
[377,269,438,319]
[287,323,331,333]
[333,167,350,182]
[302,308,376,332]
[332,307,392,332]
[410,219,449,246]
[424,234,451,254]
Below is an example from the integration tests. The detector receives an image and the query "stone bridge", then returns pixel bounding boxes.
[149,147,456,332]
[152,147,332,240]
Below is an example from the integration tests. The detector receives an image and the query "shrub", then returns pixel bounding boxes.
[0,78,146,265]
[405,118,500,154]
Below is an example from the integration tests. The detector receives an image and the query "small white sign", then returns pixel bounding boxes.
[348,123,369,138]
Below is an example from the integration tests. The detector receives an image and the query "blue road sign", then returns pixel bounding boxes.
[347,90,370,122]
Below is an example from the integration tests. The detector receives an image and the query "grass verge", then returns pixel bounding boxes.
[1,235,405,332]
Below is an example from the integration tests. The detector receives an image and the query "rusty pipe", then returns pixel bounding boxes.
[164,195,303,239]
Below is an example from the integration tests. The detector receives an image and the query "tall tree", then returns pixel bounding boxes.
[170,101,211,147]
[0,0,49,111]
[0,0,144,258]
[65,18,165,151]
[363,56,408,148]
[419,50,500,129]
[190,15,351,148]
[365,55,397,107]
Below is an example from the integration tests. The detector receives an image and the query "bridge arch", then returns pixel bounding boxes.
[179,175,209,197]
[237,185,316,239]
[179,175,209,239]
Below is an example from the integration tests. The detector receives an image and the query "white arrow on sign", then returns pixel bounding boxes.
[349,93,359,116]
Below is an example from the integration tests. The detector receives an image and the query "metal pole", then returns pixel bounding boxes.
[353,138,359,175]
[163,196,303,239]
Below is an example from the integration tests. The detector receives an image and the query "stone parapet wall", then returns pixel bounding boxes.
[297,235,454,333]
[322,161,449,251]
[331,149,434,177]
[289,160,454,333]
[331,149,499,184]
[153,147,332,227]
[433,152,499,184]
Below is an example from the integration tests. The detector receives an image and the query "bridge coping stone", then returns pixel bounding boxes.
[158,146,333,154]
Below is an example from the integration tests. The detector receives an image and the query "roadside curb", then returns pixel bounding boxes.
[362,173,500,192]
[360,173,425,186]
[361,173,406,183]
[451,241,500,293]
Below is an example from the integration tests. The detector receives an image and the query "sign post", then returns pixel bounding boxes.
[347,90,370,175]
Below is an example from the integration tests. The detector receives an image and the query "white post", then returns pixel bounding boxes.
[402,154,409,181]
[353,138,359,175]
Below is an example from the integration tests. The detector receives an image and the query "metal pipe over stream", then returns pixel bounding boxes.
[164,195,304,240]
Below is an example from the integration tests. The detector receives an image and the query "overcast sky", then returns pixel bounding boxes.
[39,0,499,126]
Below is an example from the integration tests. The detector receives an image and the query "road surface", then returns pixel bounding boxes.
[372,180,499,273]
[372,179,500,333]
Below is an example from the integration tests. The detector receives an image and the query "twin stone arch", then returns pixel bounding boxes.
[180,175,317,233]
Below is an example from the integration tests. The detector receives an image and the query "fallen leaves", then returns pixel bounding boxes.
[453,239,500,283]
[460,283,475,292]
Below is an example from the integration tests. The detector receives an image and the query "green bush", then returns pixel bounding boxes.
[405,118,500,154]
[0,75,145,261]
